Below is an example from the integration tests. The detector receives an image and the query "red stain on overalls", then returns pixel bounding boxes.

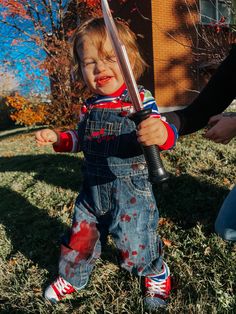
[121,250,134,268]
[138,266,144,273]
[121,250,129,260]
[130,197,136,204]
[139,244,146,250]
[150,202,155,209]
[131,163,139,171]
[121,214,131,222]
[61,220,99,266]
[63,221,99,277]
[69,220,99,261]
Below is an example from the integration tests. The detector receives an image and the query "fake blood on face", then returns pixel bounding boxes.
[97,76,112,86]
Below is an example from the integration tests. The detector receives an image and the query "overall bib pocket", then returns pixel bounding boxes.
[83,120,122,157]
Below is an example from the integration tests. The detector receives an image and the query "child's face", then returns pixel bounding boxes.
[78,34,124,95]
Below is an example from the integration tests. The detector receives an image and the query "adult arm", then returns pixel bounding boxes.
[163,44,236,135]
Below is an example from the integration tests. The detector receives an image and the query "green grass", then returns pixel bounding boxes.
[0,129,235,313]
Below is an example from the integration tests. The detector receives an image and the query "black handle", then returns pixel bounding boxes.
[130,108,169,184]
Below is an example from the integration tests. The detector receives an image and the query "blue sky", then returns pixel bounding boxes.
[0,8,50,96]
[0,1,74,96]
[0,24,50,95]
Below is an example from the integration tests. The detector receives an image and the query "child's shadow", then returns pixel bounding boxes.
[154,173,229,233]
[0,187,64,272]
[0,154,83,192]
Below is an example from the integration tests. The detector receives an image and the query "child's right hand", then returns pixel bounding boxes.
[35,129,59,146]
[137,116,168,146]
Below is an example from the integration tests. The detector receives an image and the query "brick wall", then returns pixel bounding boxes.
[110,0,154,92]
[151,0,200,108]
[112,0,201,109]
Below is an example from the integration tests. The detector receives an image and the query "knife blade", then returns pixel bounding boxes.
[101,0,142,112]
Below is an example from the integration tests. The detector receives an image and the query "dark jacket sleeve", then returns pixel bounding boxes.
[163,44,236,135]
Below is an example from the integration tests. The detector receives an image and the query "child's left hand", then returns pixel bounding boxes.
[136,116,168,146]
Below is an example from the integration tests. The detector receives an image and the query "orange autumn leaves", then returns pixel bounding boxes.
[0,0,29,20]
[6,94,47,126]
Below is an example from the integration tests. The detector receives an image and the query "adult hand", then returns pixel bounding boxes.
[204,114,236,144]
[35,129,59,146]
[136,116,168,146]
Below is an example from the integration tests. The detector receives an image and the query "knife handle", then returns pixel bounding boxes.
[130,108,169,184]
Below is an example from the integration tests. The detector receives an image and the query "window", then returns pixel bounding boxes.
[200,0,233,24]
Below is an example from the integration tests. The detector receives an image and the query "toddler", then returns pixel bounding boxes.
[35,17,178,310]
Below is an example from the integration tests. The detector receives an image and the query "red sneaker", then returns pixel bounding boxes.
[44,276,76,303]
[144,261,171,309]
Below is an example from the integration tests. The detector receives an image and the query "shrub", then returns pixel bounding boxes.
[5,94,47,127]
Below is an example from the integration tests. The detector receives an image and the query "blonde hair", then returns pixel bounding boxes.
[71,17,147,89]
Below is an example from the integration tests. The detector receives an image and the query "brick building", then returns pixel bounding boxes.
[111,0,235,111]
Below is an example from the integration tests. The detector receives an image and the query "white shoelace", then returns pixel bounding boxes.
[54,277,73,295]
[147,278,166,297]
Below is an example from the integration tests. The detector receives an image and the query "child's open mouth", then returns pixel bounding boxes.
[97,76,112,86]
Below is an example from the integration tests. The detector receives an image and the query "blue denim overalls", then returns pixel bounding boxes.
[59,105,163,289]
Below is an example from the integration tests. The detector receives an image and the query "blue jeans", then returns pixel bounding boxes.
[215,185,236,241]
[58,108,163,289]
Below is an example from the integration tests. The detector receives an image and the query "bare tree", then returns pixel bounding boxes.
[0,0,102,125]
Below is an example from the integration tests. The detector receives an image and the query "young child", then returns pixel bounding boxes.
[35,17,178,310]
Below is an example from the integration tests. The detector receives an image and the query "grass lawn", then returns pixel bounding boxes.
[0,128,235,313]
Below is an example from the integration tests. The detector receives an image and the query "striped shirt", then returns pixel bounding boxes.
[54,84,178,153]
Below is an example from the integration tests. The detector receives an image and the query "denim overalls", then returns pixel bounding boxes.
[59,105,163,289]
